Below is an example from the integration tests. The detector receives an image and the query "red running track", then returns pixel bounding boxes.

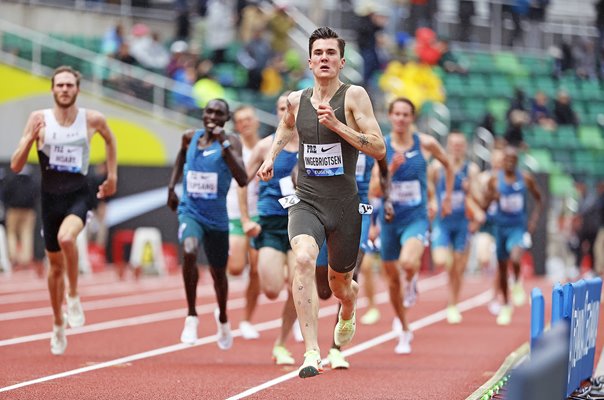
[0,268,602,400]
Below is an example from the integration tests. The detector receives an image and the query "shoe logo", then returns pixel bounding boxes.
[203,149,218,156]
[321,145,337,152]
[405,150,419,158]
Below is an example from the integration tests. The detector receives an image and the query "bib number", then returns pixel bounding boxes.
[500,193,524,213]
[187,171,218,199]
[303,143,344,177]
[49,145,83,172]
[278,194,300,209]
[390,180,422,206]
[359,203,373,215]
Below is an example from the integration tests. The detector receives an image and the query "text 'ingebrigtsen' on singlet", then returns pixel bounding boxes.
[303,142,344,177]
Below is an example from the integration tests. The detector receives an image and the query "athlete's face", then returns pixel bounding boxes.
[503,147,518,173]
[309,38,344,79]
[233,108,259,139]
[447,134,467,159]
[52,72,79,109]
[202,100,229,130]
[388,101,415,134]
[491,149,504,171]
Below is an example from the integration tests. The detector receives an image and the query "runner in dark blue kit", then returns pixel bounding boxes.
[167,98,247,350]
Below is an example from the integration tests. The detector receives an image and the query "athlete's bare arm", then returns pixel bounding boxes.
[257,91,301,181]
[426,161,440,221]
[523,171,543,234]
[167,130,195,212]
[88,110,117,199]
[421,134,453,216]
[11,110,45,173]
[218,129,247,187]
[246,135,272,182]
[317,86,386,160]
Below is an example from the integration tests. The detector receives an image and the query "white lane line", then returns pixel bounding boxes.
[0,276,185,305]
[0,279,248,321]
[0,273,450,393]
[226,289,493,400]
[0,272,447,346]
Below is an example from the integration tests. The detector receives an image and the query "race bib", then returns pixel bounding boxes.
[499,193,524,213]
[390,180,422,206]
[49,144,83,172]
[446,190,465,211]
[186,171,218,199]
[358,203,373,215]
[278,194,300,209]
[278,176,295,196]
[303,143,344,177]
[355,153,366,180]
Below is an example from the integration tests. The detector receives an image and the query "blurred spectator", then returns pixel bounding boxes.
[205,0,236,64]
[438,39,467,74]
[238,27,273,91]
[551,42,575,79]
[174,0,191,42]
[570,181,601,274]
[594,181,604,276]
[2,166,37,269]
[553,90,579,127]
[504,109,529,148]
[478,112,497,136]
[166,40,190,79]
[129,28,170,71]
[574,37,598,80]
[192,60,227,108]
[355,4,388,85]
[530,91,557,130]
[115,42,137,65]
[260,54,286,96]
[267,3,295,55]
[408,0,437,34]
[526,0,549,49]
[102,23,124,57]
[458,0,475,42]
[596,0,604,78]
[507,88,529,119]
[239,1,267,43]
[171,60,200,117]
[503,0,529,47]
[415,27,442,66]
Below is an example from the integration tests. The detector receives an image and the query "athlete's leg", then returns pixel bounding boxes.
[182,236,200,316]
[47,250,66,326]
[243,247,260,321]
[58,215,85,298]
[258,247,287,299]
[227,234,248,276]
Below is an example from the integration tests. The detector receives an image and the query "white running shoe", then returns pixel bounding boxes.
[360,307,381,325]
[272,345,295,365]
[511,282,526,307]
[488,300,501,316]
[392,317,403,334]
[403,274,418,308]
[50,315,67,355]
[66,295,85,328]
[214,309,233,350]
[180,316,199,344]
[334,307,356,347]
[327,348,350,369]
[395,330,413,354]
[239,320,260,340]
[292,319,304,343]
[298,350,323,378]
[446,305,463,324]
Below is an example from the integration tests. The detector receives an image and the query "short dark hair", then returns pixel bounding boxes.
[51,66,81,88]
[388,97,416,115]
[205,98,231,120]
[308,27,345,58]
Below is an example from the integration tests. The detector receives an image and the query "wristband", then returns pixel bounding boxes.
[221,139,231,149]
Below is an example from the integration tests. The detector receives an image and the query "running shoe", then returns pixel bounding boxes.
[272,345,295,366]
[214,308,233,350]
[327,348,350,369]
[511,282,526,307]
[403,274,418,308]
[392,317,403,334]
[395,330,413,354]
[292,319,304,343]
[334,307,356,347]
[446,305,462,324]
[298,350,323,378]
[360,307,381,325]
[180,316,199,345]
[50,314,67,355]
[66,294,85,328]
[239,320,260,340]
[496,305,513,326]
[488,300,501,316]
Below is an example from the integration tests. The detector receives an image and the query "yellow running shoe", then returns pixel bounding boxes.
[446,305,463,324]
[496,305,513,326]
[328,348,350,369]
[511,282,526,306]
[298,350,323,378]
[360,307,381,325]
[334,308,356,347]
[272,345,295,366]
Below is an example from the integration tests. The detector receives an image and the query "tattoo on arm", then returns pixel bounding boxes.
[359,134,369,147]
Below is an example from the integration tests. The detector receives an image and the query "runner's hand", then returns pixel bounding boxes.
[167,188,179,212]
[257,158,274,181]
[243,220,261,238]
[317,103,339,130]
[97,175,117,199]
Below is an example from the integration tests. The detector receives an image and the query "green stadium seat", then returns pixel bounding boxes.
[468,53,494,73]
[552,126,580,150]
[580,81,603,101]
[487,98,509,123]
[549,173,576,197]
[493,52,528,76]
[527,148,556,173]
[578,125,604,150]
